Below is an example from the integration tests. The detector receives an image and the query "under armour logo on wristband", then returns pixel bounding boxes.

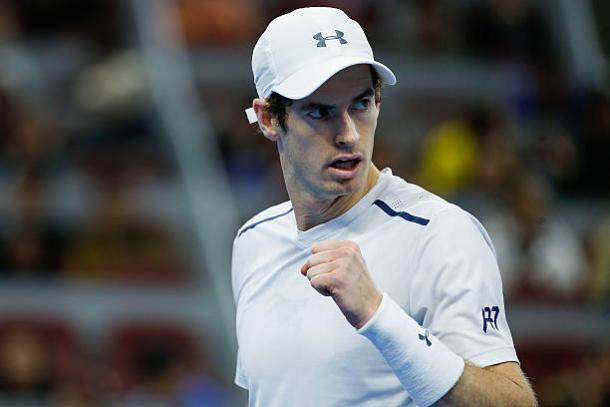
[418,329,432,347]
[482,306,500,333]
[313,30,348,47]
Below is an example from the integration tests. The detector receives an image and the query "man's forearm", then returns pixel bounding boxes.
[433,362,537,407]
[358,294,536,407]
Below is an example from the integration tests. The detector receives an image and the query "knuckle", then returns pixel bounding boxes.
[339,247,352,257]
[333,258,347,270]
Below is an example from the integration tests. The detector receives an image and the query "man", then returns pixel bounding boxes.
[232,7,536,407]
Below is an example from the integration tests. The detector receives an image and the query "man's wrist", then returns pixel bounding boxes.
[355,290,383,329]
[358,293,465,407]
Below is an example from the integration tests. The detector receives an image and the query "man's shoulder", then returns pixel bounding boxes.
[236,200,294,239]
[378,173,462,223]
[382,174,495,253]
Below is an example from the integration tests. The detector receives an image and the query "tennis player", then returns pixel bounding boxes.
[233,7,536,406]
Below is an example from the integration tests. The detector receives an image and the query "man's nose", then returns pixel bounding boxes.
[334,110,359,148]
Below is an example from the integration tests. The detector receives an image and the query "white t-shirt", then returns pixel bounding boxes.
[232,168,518,406]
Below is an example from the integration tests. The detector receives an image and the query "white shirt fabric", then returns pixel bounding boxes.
[232,168,518,406]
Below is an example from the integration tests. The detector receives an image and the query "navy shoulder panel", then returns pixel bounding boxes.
[373,199,429,226]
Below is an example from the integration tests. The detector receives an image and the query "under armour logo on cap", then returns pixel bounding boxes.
[313,30,348,47]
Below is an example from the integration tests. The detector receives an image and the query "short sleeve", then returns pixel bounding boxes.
[410,207,518,367]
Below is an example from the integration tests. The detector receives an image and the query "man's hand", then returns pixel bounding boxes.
[300,240,383,329]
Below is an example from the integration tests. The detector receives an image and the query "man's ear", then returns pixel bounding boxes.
[253,98,281,141]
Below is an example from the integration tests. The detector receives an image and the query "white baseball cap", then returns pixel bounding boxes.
[245,7,396,124]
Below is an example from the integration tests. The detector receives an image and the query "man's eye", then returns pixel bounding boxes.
[307,107,330,119]
[353,98,371,110]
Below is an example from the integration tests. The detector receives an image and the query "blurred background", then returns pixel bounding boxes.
[0,0,608,405]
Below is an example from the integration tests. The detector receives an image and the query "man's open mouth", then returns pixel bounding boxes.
[330,157,362,170]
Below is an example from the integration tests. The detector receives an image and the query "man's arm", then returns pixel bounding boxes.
[434,362,537,406]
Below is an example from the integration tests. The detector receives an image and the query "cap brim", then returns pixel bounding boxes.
[272,56,396,100]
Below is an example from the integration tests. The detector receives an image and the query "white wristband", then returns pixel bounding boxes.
[358,293,465,407]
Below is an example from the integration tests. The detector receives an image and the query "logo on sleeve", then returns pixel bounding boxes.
[313,30,348,47]
[482,306,500,333]
[418,329,432,347]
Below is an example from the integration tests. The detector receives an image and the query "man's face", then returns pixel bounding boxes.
[276,64,380,203]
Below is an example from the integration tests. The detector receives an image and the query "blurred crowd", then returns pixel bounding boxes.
[0,317,235,406]
[0,0,609,405]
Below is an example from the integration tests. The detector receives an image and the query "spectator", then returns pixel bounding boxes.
[483,172,586,301]
[573,90,610,196]
[115,335,234,406]
[267,0,379,34]
[417,116,479,197]
[9,0,122,52]
[536,346,610,406]
[417,106,517,204]
[460,0,557,67]
[177,0,263,46]
[62,189,188,284]
[0,1,19,40]
[0,222,64,279]
[409,0,458,52]
[586,215,610,305]
[0,98,61,171]
[0,328,57,403]
[0,168,66,279]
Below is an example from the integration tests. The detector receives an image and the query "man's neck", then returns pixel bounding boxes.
[291,165,381,231]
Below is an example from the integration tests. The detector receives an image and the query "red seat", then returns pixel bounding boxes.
[107,322,201,392]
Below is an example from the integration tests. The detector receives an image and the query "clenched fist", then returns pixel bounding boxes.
[300,240,383,329]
